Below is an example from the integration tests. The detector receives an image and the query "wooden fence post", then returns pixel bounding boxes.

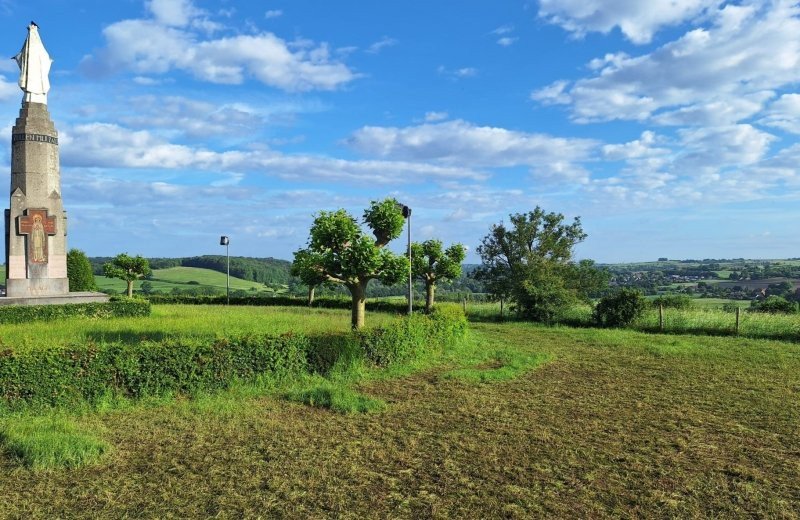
[463,298,467,314]
[659,304,664,332]
[500,298,504,319]
[735,307,740,335]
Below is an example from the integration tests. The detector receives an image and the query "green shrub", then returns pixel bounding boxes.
[145,294,409,314]
[722,302,741,313]
[516,276,576,324]
[594,288,647,328]
[651,294,694,309]
[0,299,150,324]
[66,249,97,292]
[750,296,797,314]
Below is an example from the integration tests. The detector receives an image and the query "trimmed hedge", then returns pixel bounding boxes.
[0,304,467,408]
[145,294,409,313]
[0,299,151,324]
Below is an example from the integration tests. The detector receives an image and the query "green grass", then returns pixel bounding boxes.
[0,304,398,352]
[95,266,277,294]
[285,379,386,414]
[635,307,800,340]
[690,297,750,309]
[1,321,798,516]
[0,415,108,469]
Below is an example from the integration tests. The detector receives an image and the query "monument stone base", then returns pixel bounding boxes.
[0,291,110,306]
[6,276,69,297]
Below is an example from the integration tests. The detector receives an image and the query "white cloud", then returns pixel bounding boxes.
[491,25,514,35]
[119,95,266,138]
[265,10,283,19]
[538,0,722,44]
[147,0,201,27]
[367,36,398,54]
[57,123,486,185]
[759,93,800,134]
[531,80,571,105]
[533,1,800,124]
[602,131,670,161]
[423,111,449,122]
[82,1,356,92]
[677,124,775,169]
[437,66,478,79]
[346,120,597,172]
[132,76,164,86]
[497,37,518,47]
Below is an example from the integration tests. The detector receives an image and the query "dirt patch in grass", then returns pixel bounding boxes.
[0,323,798,518]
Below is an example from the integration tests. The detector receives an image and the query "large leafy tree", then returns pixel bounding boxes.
[411,240,466,312]
[66,248,97,292]
[103,253,151,297]
[475,207,604,322]
[292,198,409,329]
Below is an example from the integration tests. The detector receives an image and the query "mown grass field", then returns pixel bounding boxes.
[0,306,798,518]
[95,266,280,294]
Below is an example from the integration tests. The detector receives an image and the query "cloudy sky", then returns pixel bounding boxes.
[1,0,798,263]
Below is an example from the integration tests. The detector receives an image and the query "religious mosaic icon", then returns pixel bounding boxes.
[18,208,56,264]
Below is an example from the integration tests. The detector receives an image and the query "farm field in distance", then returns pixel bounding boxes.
[94,266,281,295]
[0,308,798,518]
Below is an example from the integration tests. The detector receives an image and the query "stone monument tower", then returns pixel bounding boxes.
[3,24,105,303]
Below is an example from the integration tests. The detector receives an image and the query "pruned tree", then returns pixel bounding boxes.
[103,253,151,297]
[66,248,97,292]
[475,207,600,322]
[290,248,328,305]
[292,198,409,329]
[410,239,466,312]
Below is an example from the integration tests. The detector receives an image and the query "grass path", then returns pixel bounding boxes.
[1,323,799,517]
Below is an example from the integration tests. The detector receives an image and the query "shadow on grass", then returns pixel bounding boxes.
[85,329,171,345]
[284,383,385,414]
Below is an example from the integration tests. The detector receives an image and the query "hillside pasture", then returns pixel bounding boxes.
[95,266,278,295]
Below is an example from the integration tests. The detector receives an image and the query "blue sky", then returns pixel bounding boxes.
[1,0,799,263]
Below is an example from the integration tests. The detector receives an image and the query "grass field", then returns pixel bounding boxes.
[94,266,276,295]
[0,305,398,352]
[0,318,798,517]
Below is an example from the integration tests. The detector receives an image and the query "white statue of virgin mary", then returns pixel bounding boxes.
[13,22,52,104]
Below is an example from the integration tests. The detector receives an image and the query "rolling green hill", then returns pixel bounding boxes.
[96,266,282,295]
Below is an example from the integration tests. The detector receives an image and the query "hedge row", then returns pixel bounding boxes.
[144,294,410,313]
[0,304,467,408]
[0,299,151,324]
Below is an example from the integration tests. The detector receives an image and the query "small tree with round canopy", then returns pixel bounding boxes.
[411,240,466,312]
[292,198,409,329]
[103,253,151,297]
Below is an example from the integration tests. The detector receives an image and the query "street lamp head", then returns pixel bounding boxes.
[220,236,229,246]
[395,201,411,219]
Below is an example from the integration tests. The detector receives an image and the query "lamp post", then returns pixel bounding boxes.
[396,203,412,315]
[219,236,230,305]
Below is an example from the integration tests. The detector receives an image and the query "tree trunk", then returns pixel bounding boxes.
[349,282,366,329]
[307,286,315,306]
[127,280,133,297]
[425,282,435,313]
